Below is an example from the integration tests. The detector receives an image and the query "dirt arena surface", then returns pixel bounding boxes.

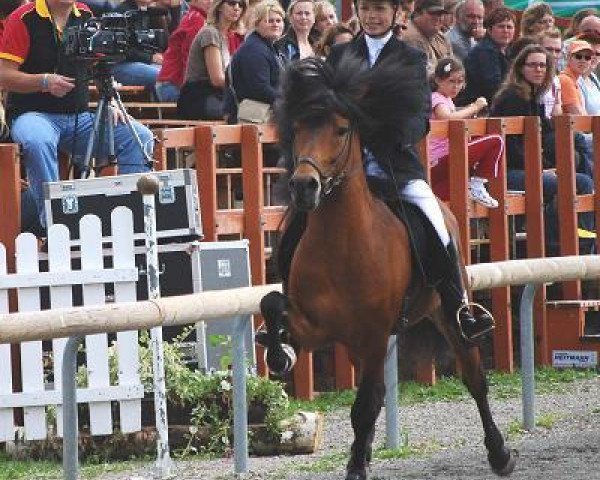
[100,377,600,480]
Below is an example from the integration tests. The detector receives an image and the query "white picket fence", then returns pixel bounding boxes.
[0,207,143,442]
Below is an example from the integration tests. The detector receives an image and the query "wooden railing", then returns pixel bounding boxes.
[2,115,599,399]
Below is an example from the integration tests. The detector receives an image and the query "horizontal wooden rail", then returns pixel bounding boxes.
[2,256,599,345]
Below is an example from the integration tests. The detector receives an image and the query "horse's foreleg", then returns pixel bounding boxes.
[454,343,516,476]
[346,370,385,480]
[259,291,296,375]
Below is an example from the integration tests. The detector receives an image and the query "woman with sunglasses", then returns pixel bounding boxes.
[559,40,594,115]
[491,44,594,256]
[177,0,246,119]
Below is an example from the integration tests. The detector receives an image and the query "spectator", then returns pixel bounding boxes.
[313,1,338,39]
[563,8,598,39]
[505,35,537,64]
[226,0,286,123]
[315,23,354,58]
[519,2,554,37]
[394,7,410,39]
[458,6,514,105]
[112,0,167,91]
[177,0,246,119]
[441,0,459,33]
[156,0,212,102]
[276,0,317,60]
[404,0,453,74]
[429,57,502,207]
[152,0,186,32]
[559,13,600,71]
[0,0,153,230]
[481,0,502,17]
[445,0,484,61]
[401,0,415,15]
[491,44,594,256]
[577,34,600,115]
[559,40,593,115]
[538,28,562,118]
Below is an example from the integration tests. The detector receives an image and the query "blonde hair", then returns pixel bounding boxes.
[287,0,315,18]
[207,0,248,29]
[520,2,553,36]
[314,0,335,21]
[251,0,285,29]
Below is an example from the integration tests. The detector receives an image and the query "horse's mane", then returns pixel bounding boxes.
[275,52,429,172]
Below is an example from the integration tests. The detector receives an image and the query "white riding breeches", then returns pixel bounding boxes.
[398,179,451,247]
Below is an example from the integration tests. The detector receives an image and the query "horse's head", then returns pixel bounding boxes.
[289,113,355,211]
[275,53,429,211]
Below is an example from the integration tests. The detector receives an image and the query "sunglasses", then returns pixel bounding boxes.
[545,47,562,54]
[573,53,592,61]
[224,0,244,6]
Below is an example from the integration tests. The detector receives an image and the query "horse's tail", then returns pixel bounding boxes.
[276,207,307,294]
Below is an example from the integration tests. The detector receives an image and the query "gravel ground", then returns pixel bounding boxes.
[99,377,600,480]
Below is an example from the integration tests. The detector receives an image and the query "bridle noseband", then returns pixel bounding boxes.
[293,126,354,198]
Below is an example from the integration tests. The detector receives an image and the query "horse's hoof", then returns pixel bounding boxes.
[490,448,517,476]
[264,343,297,376]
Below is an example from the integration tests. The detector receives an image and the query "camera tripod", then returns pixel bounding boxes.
[79,61,154,179]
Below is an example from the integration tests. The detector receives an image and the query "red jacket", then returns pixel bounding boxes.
[157,5,207,87]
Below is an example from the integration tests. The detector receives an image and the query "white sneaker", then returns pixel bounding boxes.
[469,177,498,208]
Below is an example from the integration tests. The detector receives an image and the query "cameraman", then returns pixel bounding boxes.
[0,0,154,230]
[112,0,168,91]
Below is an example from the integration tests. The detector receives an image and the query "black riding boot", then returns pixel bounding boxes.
[436,241,495,342]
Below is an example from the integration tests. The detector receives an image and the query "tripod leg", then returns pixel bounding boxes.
[114,95,154,168]
[80,97,107,179]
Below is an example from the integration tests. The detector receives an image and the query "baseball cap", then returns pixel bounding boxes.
[415,0,446,13]
[569,40,593,56]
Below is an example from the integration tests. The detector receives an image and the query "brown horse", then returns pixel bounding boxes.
[259,57,516,480]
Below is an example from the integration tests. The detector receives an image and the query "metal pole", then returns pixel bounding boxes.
[232,315,249,474]
[520,283,538,431]
[384,335,400,449]
[62,336,84,480]
[138,176,173,478]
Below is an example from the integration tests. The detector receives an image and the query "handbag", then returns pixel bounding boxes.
[227,65,272,124]
[237,98,272,124]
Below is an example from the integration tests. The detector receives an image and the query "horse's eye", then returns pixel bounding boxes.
[336,126,349,137]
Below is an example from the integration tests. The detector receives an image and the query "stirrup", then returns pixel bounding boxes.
[456,302,495,342]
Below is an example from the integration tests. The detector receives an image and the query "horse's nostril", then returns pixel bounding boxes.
[290,176,319,194]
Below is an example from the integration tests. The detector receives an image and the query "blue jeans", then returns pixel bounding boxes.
[11,111,153,228]
[156,81,180,102]
[112,62,160,89]
[507,169,595,255]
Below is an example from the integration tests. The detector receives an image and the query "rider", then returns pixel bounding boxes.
[278,0,494,342]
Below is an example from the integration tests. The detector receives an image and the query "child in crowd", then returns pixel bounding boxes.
[429,57,503,208]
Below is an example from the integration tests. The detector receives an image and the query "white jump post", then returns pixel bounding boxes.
[137,174,173,478]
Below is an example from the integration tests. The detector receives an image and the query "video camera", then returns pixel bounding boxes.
[63,10,168,63]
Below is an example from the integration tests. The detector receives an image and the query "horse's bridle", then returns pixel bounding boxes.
[293,125,355,198]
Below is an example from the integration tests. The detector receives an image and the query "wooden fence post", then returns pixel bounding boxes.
[523,116,548,365]
[486,117,513,372]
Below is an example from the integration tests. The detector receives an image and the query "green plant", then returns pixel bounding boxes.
[137,329,289,456]
[536,412,559,429]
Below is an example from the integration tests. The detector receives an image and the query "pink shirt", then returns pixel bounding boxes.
[429,92,454,165]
